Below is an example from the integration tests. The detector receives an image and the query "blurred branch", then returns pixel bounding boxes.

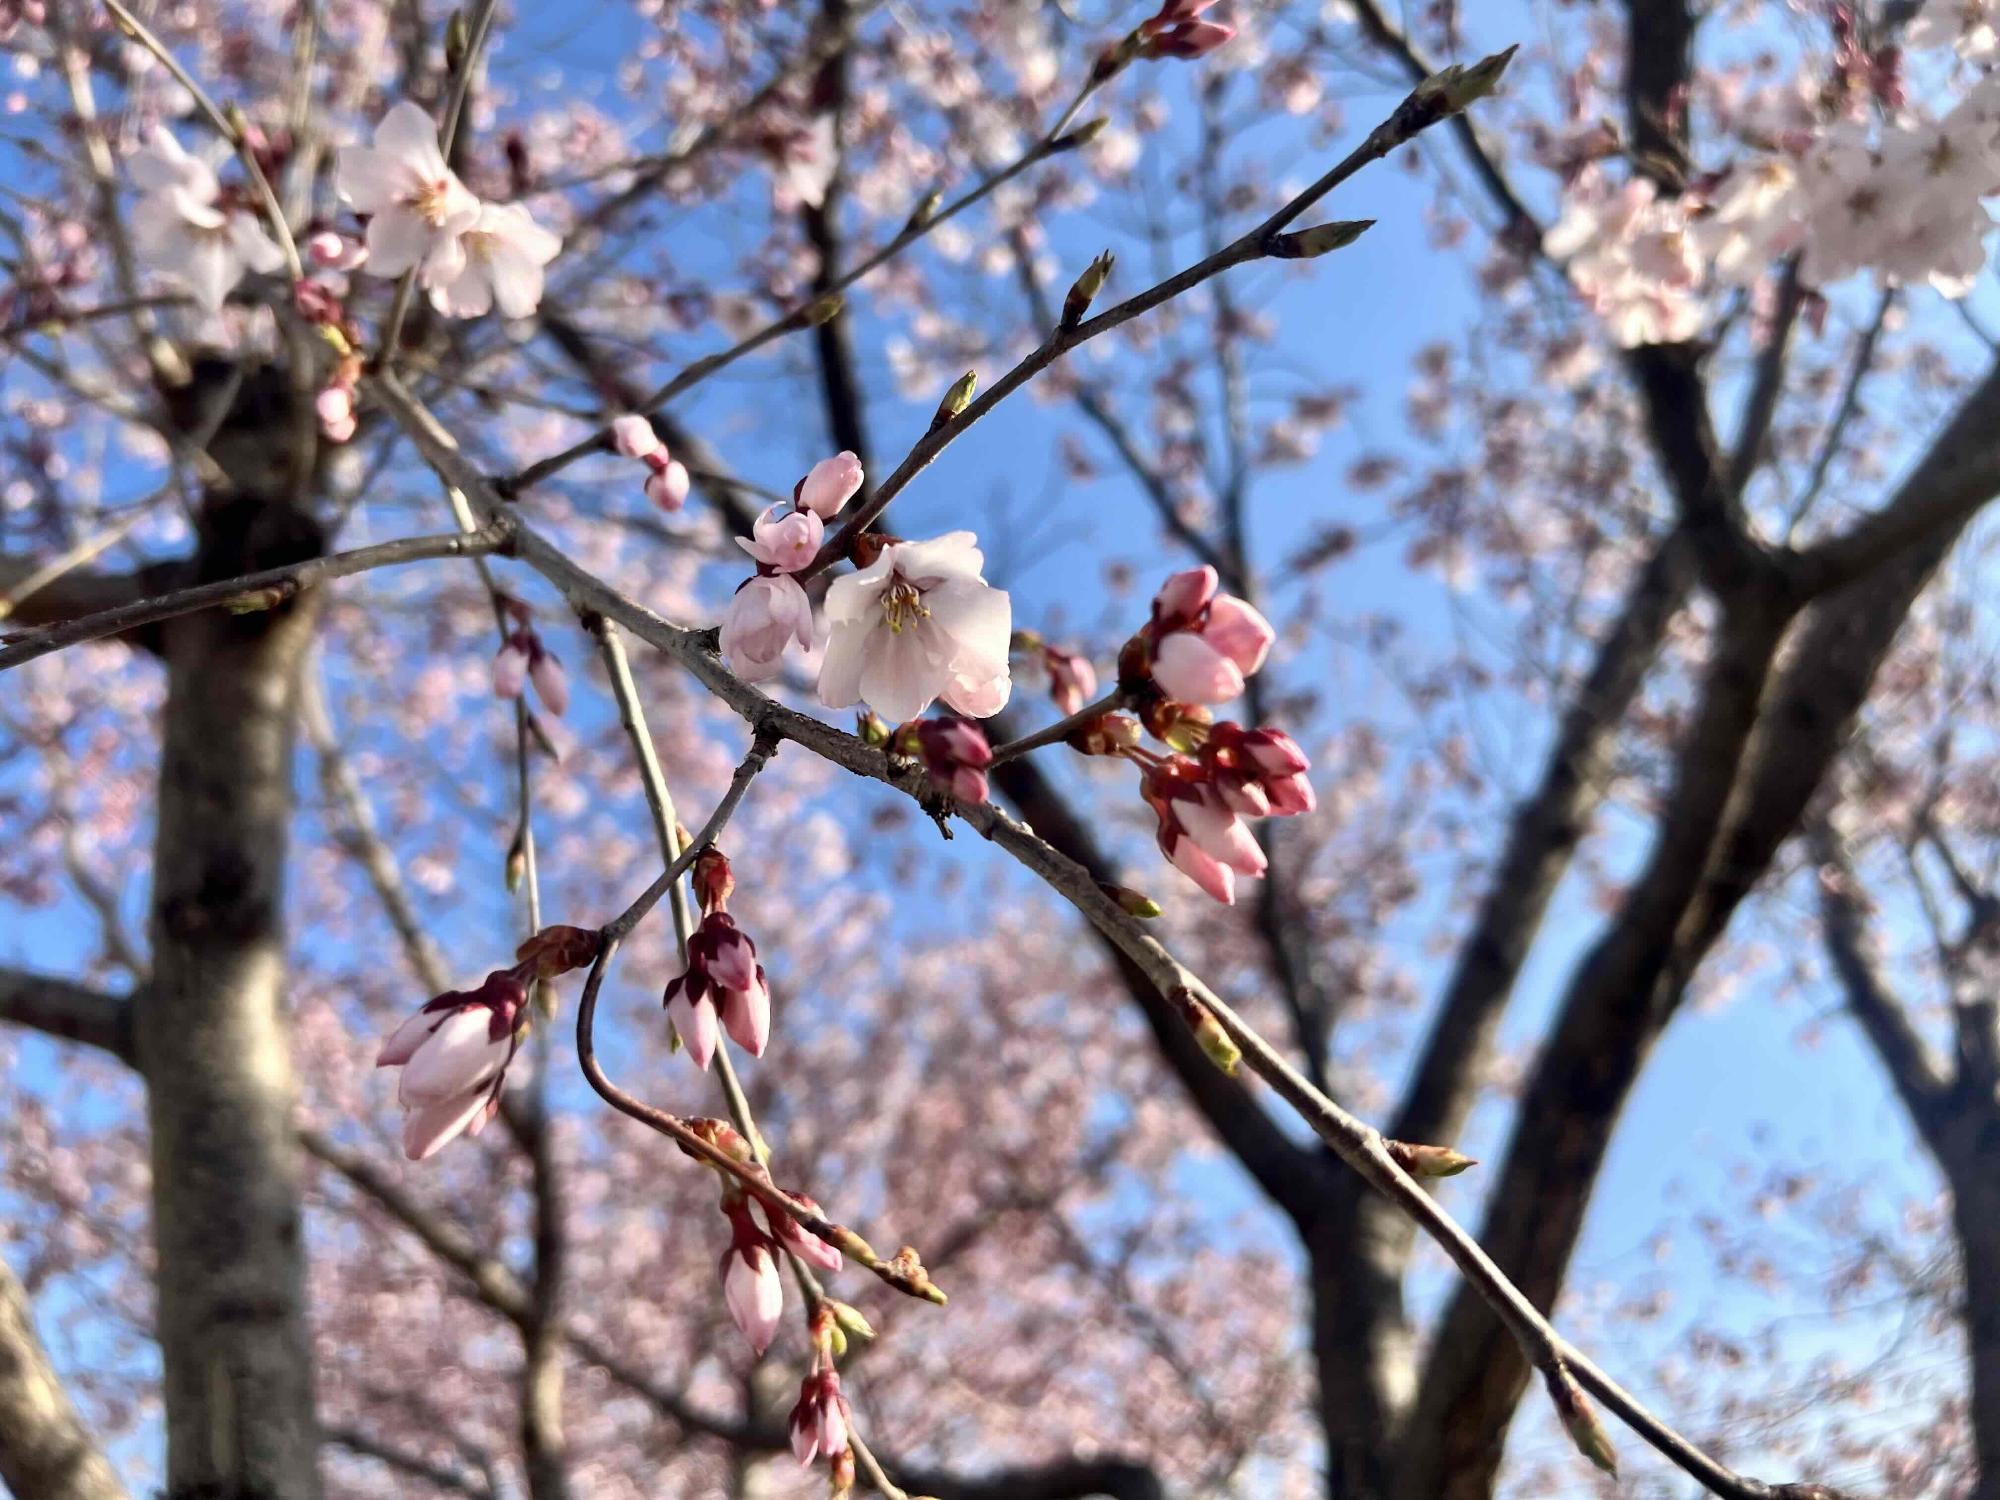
[322,1426,495,1498]
[0,1257,130,1500]
[0,967,135,1064]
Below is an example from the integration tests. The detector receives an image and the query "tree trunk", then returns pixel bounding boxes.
[1306,1194,1416,1500]
[1944,1113,2000,1500]
[138,363,325,1500]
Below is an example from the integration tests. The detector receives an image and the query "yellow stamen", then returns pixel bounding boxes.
[881,579,929,635]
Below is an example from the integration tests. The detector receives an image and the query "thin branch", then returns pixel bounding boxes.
[323,1426,495,1498]
[0,518,514,671]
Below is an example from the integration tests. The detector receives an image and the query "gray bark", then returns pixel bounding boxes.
[138,363,325,1500]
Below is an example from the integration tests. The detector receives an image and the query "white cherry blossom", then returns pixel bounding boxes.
[336,101,481,285]
[427,201,561,319]
[817,531,1012,723]
[128,129,285,312]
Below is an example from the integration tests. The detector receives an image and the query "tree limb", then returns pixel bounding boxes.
[0,1258,129,1500]
[0,967,136,1064]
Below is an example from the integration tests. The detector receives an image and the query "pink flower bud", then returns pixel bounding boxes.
[611,413,663,460]
[721,574,814,683]
[316,385,356,444]
[720,969,770,1057]
[738,502,825,574]
[1150,631,1245,705]
[759,1196,844,1273]
[377,969,528,1159]
[1144,15,1235,57]
[306,229,366,270]
[1143,759,1267,905]
[666,981,720,1070]
[1150,565,1219,633]
[721,1211,785,1355]
[789,1367,851,1465]
[912,716,994,805]
[1202,594,1274,675]
[527,645,569,716]
[1044,647,1098,716]
[493,637,530,700]
[645,459,691,512]
[795,451,864,519]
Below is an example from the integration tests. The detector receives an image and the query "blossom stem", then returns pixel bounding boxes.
[986,690,1128,766]
[99,0,304,279]
[568,731,947,1306]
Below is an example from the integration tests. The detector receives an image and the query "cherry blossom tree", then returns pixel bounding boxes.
[3,0,2000,1498]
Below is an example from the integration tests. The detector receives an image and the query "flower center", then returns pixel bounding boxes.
[880,579,929,635]
[412,178,458,227]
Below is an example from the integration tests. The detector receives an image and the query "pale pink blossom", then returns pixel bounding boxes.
[611,414,661,459]
[1906,0,2000,62]
[427,201,561,319]
[796,451,864,518]
[128,128,285,312]
[376,970,527,1159]
[1544,170,1703,346]
[738,503,825,574]
[720,574,813,682]
[817,531,1012,723]
[337,101,481,285]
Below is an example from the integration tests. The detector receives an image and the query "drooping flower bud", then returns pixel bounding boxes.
[377,967,530,1159]
[789,1366,852,1467]
[757,1194,845,1273]
[1142,757,1267,905]
[720,1202,785,1355]
[493,634,530,699]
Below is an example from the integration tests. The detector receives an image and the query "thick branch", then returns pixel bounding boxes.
[0,968,136,1064]
[0,1258,129,1500]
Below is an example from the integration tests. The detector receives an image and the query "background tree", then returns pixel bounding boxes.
[1,1,1996,1499]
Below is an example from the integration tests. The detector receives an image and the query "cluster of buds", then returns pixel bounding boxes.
[719,451,865,682]
[492,599,569,716]
[664,848,772,1067]
[293,235,368,444]
[694,1118,845,1355]
[375,966,529,1159]
[1031,567,1315,905]
[611,412,693,512]
[789,1305,858,1490]
[1139,0,1234,58]
[895,715,993,805]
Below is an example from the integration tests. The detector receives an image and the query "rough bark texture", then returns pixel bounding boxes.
[0,1258,130,1500]
[137,363,325,1500]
